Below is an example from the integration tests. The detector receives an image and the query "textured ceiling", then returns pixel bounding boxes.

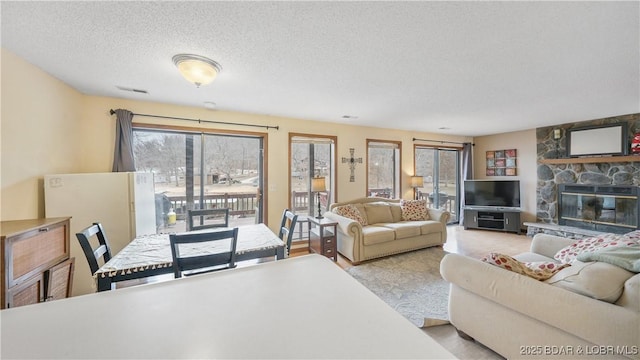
[1,1,638,136]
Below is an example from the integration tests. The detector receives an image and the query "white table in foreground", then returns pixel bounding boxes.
[1,255,456,359]
[94,223,284,291]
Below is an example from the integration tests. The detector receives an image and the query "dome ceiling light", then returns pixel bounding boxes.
[172,54,222,87]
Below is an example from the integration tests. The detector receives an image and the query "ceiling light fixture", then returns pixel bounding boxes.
[172,54,222,87]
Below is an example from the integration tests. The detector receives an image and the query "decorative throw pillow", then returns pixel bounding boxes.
[364,202,393,224]
[388,203,403,222]
[333,204,367,226]
[400,199,428,221]
[483,252,570,281]
[554,232,639,264]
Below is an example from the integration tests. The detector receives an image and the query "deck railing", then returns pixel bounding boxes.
[162,191,457,222]
[290,191,330,214]
[418,193,457,219]
[165,193,258,219]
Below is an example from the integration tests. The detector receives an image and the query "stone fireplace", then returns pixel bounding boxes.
[531,113,640,238]
[558,184,639,234]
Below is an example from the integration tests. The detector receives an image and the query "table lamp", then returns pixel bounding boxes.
[411,176,424,200]
[311,177,327,219]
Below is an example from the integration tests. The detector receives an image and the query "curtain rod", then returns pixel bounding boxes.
[412,137,473,146]
[109,109,279,130]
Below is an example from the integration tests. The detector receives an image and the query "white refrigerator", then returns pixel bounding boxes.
[44,172,156,296]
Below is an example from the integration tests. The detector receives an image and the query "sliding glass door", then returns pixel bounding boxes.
[415,146,460,223]
[289,134,336,243]
[133,128,264,233]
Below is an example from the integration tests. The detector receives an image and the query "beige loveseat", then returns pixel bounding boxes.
[324,197,449,264]
[441,233,640,359]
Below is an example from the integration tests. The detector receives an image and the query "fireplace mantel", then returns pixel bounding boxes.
[539,155,640,164]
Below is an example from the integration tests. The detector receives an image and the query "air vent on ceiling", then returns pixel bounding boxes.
[116,86,148,94]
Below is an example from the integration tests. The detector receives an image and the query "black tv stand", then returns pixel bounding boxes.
[463,207,521,234]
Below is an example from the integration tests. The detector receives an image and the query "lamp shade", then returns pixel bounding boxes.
[411,176,424,188]
[311,177,326,192]
[172,54,222,87]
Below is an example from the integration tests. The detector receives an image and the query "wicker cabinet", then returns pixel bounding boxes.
[1,217,74,309]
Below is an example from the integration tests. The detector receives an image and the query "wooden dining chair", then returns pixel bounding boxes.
[278,209,298,257]
[186,208,230,231]
[75,222,112,281]
[169,227,238,278]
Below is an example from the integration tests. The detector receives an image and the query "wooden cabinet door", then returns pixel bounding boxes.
[6,219,69,288]
[6,273,44,308]
[45,257,75,301]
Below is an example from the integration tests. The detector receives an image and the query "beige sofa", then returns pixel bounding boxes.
[441,233,640,360]
[324,197,449,264]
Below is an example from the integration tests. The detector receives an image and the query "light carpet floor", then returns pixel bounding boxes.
[345,247,504,359]
[346,247,450,327]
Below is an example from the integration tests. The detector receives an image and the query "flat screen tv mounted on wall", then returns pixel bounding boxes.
[464,180,521,209]
[567,124,628,157]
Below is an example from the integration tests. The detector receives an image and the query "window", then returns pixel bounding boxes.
[367,140,401,199]
[414,145,460,223]
[133,126,265,233]
[289,134,336,241]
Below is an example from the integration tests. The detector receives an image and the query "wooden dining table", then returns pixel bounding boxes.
[94,223,285,291]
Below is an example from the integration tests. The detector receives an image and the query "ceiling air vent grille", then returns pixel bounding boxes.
[116,86,148,94]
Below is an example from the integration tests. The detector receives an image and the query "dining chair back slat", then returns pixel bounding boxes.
[75,222,112,280]
[169,227,238,278]
[187,208,230,231]
[278,209,298,256]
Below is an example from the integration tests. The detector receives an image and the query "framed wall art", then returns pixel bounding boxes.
[486,149,517,176]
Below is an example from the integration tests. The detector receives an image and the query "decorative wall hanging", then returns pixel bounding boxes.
[486,149,517,176]
[341,148,363,182]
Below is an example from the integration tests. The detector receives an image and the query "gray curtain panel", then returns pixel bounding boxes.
[112,109,136,172]
[458,142,473,223]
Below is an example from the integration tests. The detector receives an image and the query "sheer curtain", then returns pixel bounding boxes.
[112,109,136,172]
[458,142,473,223]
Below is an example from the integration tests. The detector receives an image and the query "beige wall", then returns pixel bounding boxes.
[472,129,538,225]
[2,49,473,232]
[1,49,85,220]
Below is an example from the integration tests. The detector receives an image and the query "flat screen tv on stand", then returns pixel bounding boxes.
[463,180,521,233]
[464,180,521,210]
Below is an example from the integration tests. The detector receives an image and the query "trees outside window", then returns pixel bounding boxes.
[414,145,459,223]
[367,140,400,199]
[289,134,336,241]
[133,128,264,232]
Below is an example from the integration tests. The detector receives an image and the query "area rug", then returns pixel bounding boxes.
[346,247,450,328]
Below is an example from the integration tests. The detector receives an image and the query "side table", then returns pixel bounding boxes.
[308,217,338,261]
